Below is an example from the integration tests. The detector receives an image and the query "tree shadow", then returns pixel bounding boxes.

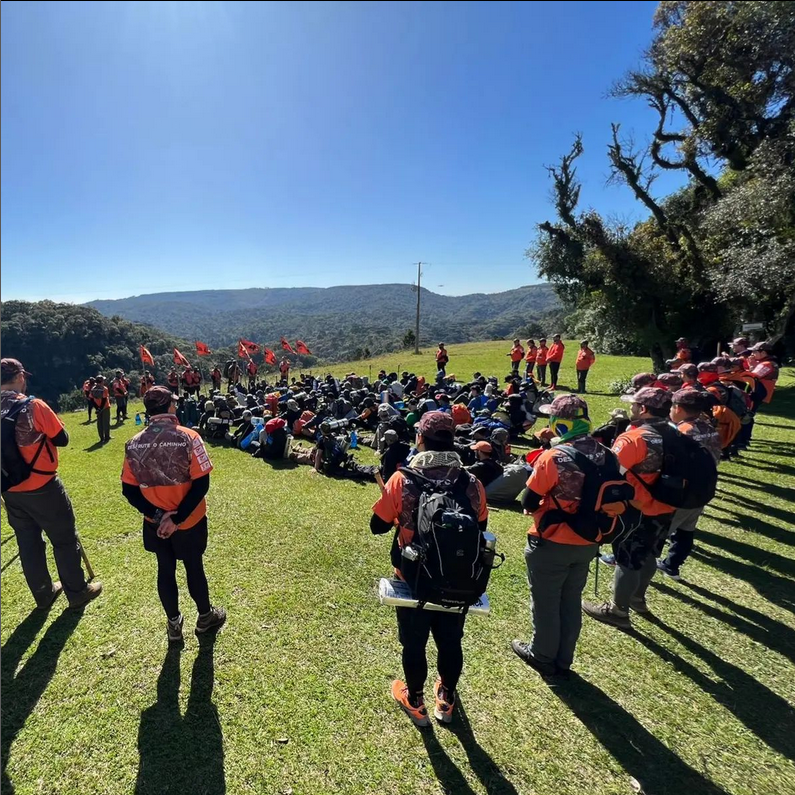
[747,439,795,457]
[135,635,225,795]
[1,608,83,795]
[636,613,795,762]
[734,457,795,479]
[717,471,795,503]
[705,504,795,548]
[690,547,795,615]
[713,489,795,528]
[550,674,728,795]
[651,580,795,665]
[695,528,795,578]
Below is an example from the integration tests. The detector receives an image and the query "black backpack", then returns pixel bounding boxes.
[537,444,639,544]
[400,469,498,609]
[632,423,717,509]
[1,398,46,493]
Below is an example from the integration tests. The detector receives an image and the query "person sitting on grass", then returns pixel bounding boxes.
[379,429,410,481]
[466,441,503,488]
[370,411,489,727]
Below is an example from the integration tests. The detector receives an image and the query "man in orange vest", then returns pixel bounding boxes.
[524,339,538,379]
[246,360,258,390]
[574,340,595,394]
[211,366,222,391]
[546,334,565,390]
[83,376,96,422]
[508,339,525,377]
[279,358,290,385]
[112,369,130,422]
[2,358,103,609]
[435,343,449,376]
[536,339,549,386]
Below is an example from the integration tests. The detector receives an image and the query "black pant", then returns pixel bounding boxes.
[116,396,128,421]
[96,407,111,441]
[396,607,465,697]
[576,369,588,393]
[525,362,535,378]
[537,364,547,385]
[86,398,94,421]
[548,361,560,387]
[665,529,695,571]
[154,540,211,620]
[437,362,446,375]
[511,362,520,377]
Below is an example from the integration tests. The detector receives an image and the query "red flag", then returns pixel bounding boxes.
[264,348,277,366]
[140,345,155,366]
[295,340,312,355]
[173,348,190,367]
[280,337,296,354]
[195,341,212,356]
[237,340,249,360]
[240,339,260,355]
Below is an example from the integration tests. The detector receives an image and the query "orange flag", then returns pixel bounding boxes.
[173,348,190,367]
[195,341,212,356]
[240,339,260,355]
[280,337,296,354]
[296,340,312,355]
[140,345,155,366]
[264,348,277,366]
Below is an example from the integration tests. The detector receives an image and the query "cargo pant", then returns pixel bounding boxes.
[612,513,672,611]
[525,540,596,670]
[3,477,88,606]
[96,406,111,442]
[660,505,704,573]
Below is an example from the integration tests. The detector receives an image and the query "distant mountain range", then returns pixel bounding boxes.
[87,283,561,361]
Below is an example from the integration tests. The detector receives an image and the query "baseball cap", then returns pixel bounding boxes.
[657,372,684,388]
[417,411,455,440]
[470,441,493,454]
[697,361,718,373]
[1,358,32,383]
[143,385,178,413]
[620,386,672,408]
[731,337,749,347]
[751,341,774,352]
[471,425,490,440]
[630,372,657,390]
[383,429,398,444]
[672,388,708,409]
[711,356,733,373]
[538,394,588,418]
[678,363,698,378]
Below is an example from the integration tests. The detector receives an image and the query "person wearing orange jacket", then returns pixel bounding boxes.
[83,376,96,422]
[574,340,595,393]
[89,375,112,444]
[583,387,676,629]
[735,341,780,451]
[508,339,525,377]
[546,334,565,390]
[524,339,538,379]
[435,343,449,376]
[112,369,130,422]
[536,338,549,386]
[2,358,103,610]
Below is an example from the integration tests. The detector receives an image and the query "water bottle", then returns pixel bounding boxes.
[482,531,498,571]
[135,413,142,426]
[350,429,358,449]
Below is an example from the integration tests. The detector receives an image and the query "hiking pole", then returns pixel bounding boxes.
[594,548,600,597]
[77,533,95,581]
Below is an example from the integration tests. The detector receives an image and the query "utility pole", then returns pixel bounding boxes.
[413,261,423,355]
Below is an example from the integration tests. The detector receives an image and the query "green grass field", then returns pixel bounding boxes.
[2,341,794,795]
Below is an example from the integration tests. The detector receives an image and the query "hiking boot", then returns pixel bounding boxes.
[167,614,184,643]
[433,678,456,724]
[599,553,617,567]
[630,596,650,614]
[68,581,103,609]
[656,559,681,582]
[510,640,557,677]
[391,680,430,727]
[195,606,226,635]
[582,601,631,630]
[36,581,63,610]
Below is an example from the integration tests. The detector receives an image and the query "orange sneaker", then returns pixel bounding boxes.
[391,680,430,727]
[433,678,455,724]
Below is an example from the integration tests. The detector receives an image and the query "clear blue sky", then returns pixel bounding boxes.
[1,0,684,303]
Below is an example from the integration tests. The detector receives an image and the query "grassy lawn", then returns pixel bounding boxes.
[2,340,794,795]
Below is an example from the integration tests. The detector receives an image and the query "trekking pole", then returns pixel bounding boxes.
[77,533,95,581]
[594,548,600,597]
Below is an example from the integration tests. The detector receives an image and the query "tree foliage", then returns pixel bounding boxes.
[531,1,795,365]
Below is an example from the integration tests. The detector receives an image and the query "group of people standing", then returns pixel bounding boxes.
[505,336,594,392]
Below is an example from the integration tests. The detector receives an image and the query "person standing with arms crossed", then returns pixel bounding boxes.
[546,334,565,391]
[508,339,525,378]
[1,358,103,609]
[90,375,112,443]
[121,386,226,642]
[536,338,549,386]
[524,339,538,379]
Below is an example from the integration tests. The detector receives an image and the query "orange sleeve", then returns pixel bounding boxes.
[612,433,645,472]
[527,450,559,496]
[475,480,489,522]
[32,400,65,438]
[187,431,214,478]
[121,455,139,486]
[372,472,404,524]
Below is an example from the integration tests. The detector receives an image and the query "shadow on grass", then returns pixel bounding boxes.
[636,613,795,762]
[718,471,794,503]
[551,674,728,795]
[734,456,795,480]
[83,440,107,453]
[696,528,795,578]
[705,504,795,549]
[1,608,83,795]
[651,580,795,665]
[714,488,795,527]
[1,552,20,573]
[419,698,520,795]
[135,635,225,795]
[690,548,795,615]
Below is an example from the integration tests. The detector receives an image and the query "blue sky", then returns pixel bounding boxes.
[1,0,685,303]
